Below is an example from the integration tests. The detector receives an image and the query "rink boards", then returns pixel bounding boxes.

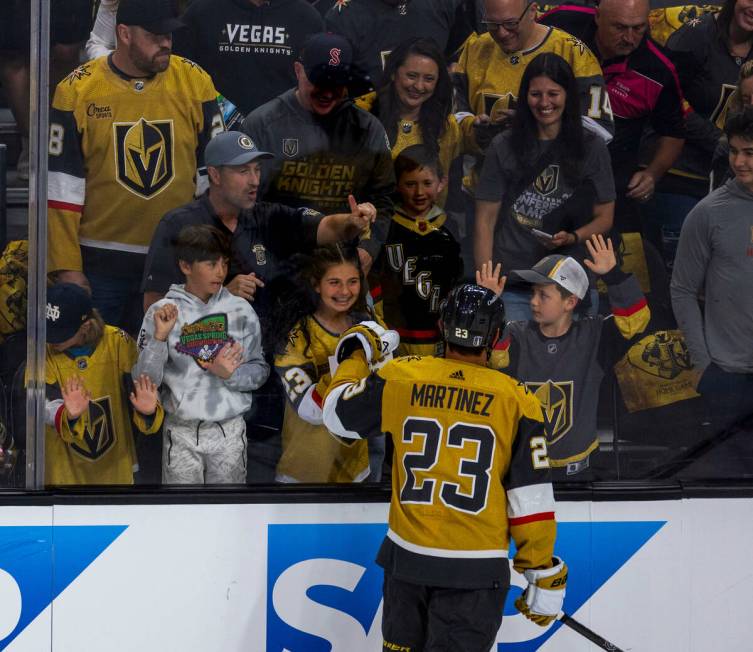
[0,494,750,651]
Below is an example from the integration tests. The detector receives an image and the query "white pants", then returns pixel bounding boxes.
[163,414,247,484]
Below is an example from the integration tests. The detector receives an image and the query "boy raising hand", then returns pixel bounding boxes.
[479,235,650,479]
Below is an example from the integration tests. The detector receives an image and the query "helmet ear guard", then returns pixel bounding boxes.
[439,284,506,351]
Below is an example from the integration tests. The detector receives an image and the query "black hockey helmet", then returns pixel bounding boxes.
[439,284,505,349]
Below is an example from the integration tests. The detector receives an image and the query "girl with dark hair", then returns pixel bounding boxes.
[475,52,615,321]
[356,37,478,205]
[272,244,387,483]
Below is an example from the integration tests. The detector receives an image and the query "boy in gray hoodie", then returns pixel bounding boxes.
[134,225,269,484]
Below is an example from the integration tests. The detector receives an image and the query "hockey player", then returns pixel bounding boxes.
[322,284,567,651]
[272,244,396,483]
[133,225,269,484]
[45,283,163,485]
[481,234,650,478]
[369,145,463,356]
[48,0,224,333]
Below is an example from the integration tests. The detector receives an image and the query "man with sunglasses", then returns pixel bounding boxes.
[454,0,614,145]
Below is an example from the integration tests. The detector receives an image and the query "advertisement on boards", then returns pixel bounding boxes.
[0,499,750,651]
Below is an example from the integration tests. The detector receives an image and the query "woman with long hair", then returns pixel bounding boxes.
[474,52,615,321]
[270,244,386,483]
[357,37,478,205]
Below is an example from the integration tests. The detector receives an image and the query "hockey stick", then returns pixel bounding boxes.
[558,612,626,651]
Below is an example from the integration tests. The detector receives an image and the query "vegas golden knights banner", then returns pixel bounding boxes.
[614,329,700,413]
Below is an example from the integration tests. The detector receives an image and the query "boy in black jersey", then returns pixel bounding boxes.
[480,235,650,478]
[369,145,463,356]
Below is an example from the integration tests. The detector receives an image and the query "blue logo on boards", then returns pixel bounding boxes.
[0,525,127,650]
[267,521,665,651]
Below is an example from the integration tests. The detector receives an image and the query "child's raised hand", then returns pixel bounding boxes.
[475,260,507,296]
[61,375,90,419]
[583,234,616,276]
[206,341,244,379]
[153,303,179,341]
[129,374,159,415]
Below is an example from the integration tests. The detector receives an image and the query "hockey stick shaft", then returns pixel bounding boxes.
[558,612,626,651]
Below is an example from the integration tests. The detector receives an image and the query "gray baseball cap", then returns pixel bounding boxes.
[205,131,273,167]
[509,255,589,300]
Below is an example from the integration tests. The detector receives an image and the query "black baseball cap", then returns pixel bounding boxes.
[46,283,93,344]
[300,32,355,87]
[116,0,184,35]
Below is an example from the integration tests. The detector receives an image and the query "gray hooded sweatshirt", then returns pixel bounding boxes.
[134,284,269,421]
[671,178,753,373]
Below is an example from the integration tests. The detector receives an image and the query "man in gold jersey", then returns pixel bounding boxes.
[48,0,224,334]
[323,284,567,652]
[454,0,614,146]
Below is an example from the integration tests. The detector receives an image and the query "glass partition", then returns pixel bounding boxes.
[1,1,751,494]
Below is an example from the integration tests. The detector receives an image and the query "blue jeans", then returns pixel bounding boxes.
[641,192,700,273]
[87,272,143,334]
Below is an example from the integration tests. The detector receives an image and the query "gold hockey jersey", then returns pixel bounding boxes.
[324,353,556,584]
[274,315,370,483]
[45,326,163,485]
[455,27,614,141]
[47,55,222,275]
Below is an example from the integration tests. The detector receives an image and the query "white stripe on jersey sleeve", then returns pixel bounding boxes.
[506,483,556,519]
[454,111,474,123]
[297,384,323,425]
[322,383,363,440]
[48,171,85,206]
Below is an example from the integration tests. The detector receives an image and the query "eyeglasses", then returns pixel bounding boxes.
[481,2,533,33]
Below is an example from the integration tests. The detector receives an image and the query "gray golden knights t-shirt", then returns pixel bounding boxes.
[241,89,395,258]
[476,130,615,273]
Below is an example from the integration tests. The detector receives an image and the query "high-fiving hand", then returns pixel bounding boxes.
[129,374,159,415]
[475,260,507,296]
[583,234,616,276]
[206,341,244,379]
[61,375,91,420]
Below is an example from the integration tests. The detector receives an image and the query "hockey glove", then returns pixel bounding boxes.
[515,556,568,627]
[334,321,399,370]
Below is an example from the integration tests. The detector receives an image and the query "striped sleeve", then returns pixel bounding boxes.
[504,389,557,572]
[489,331,511,371]
[322,350,384,440]
[603,269,651,339]
[560,32,615,141]
[275,334,326,426]
[48,104,85,272]
[452,33,475,120]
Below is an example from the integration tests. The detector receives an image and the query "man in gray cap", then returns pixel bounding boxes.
[142,130,377,314]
